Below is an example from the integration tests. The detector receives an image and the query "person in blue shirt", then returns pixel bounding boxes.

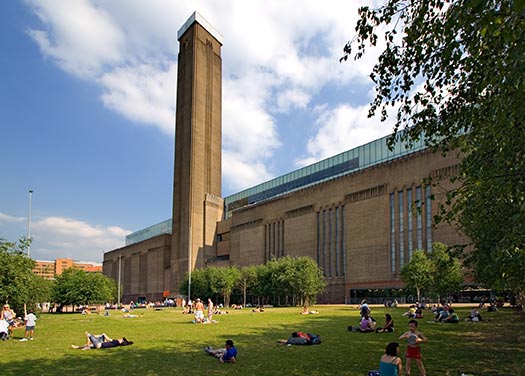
[205,339,237,363]
[379,342,402,376]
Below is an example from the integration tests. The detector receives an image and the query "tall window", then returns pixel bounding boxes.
[416,186,423,249]
[426,185,433,251]
[316,212,320,265]
[328,208,333,277]
[340,205,346,277]
[317,205,346,277]
[334,206,339,276]
[390,193,396,273]
[322,210,327,273]
[407,188,413,259]
[398,191,404,267]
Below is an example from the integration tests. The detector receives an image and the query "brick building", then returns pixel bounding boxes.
[103,12,466,304]
[33,258,102,280]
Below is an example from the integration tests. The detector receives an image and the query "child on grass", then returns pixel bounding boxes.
[399,319,427,376]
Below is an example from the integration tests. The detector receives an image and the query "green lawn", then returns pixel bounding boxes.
[1,305,523,375]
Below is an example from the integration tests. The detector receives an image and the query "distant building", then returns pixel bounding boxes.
[33,258,102,280]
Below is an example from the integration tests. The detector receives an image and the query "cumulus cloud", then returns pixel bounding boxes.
[24,0,387,192]
[1,212,131,262]
[27,0,125,77]
[296,104,394,166]
[0,212,26,223]
[275,89,311,113]
[99,63,177,133]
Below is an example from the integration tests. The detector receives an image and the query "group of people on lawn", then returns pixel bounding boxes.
[352,301,428,376]
[6,297,479,373]
[1,304,37,341]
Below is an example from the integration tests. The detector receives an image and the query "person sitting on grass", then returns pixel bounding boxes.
[443,309,459,323]
[467,308,482,322]
[0,318,9,340]
[204,339,237,363]
[71,332,133,350]
[358,313,375,332]
[376,313,395,333]
[379,342,403,376]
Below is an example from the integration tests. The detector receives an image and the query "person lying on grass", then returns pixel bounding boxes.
[71,332,133,350]
[277,331,322,345]
[204,339,237,363]
[301,305,319,315]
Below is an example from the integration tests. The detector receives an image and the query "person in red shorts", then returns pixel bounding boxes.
[399,319,427,376]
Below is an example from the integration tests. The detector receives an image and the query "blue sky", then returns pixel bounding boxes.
[0,0,394,263]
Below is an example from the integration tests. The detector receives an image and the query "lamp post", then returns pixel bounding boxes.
[27,190,33,258]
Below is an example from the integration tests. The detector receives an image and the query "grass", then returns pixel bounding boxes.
[1,305,524,375]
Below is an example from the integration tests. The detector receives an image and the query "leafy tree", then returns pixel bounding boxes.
[179,268,211,301]
[288,256,327,305]
[215,266,241,307]
[180,257,325,307]
[343,1,525,309]
[239,265,258,306]
[401,250,435,302]
[180,266,240,306]
[52,268,116,308]
[259,256,326,306]
[0,238,36,313]
[429,243,464,301]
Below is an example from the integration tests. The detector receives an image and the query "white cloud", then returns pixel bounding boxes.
[222,152,274,193]
[296,104,394,166]
[99,63,177,133]
[24,0,389,192]
[275,89,311,113]
[27,0,125,77]
[24,215,130,262]
[0,212,26,223]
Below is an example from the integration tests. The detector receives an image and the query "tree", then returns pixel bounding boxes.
[0,238,37,313]
[429,243,464,301]
[401,250,435,301]
[239,265,258,306]
[343,1,525,309]
[179,266,240,306]
[288,256,327,306]
[260,256,326,306]
[179,268,211,301]
[52,268,116,308]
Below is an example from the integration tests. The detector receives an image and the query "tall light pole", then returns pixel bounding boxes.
[27,190,33,258]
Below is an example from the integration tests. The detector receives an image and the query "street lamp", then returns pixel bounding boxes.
[27,190,33,258]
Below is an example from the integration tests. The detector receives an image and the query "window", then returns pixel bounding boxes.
[398,191,404,267]
[407,188,413,259]
[416,186,423,249]
[426,185,433,251]
[335,206,339,276]
[316,212,320,265]
[390,193,396,273]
